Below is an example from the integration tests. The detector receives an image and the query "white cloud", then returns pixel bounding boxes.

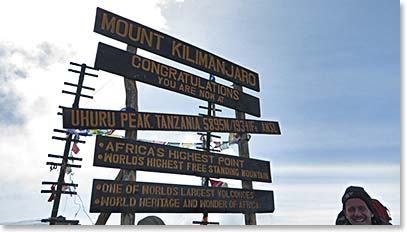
[0,0,182,226]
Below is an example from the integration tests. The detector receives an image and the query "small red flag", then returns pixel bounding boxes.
[71,143,80,154]
[47,185,56,202]
[210,179,228,187]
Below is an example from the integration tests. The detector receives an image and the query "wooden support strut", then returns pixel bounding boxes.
[234,84,257,225]
[94,170,123,225]
[121,45,138,225]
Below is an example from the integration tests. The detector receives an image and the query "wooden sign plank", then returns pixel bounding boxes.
[95,42,261,117]
[62,108,281,134]
[90,179,275,213]
[94,7,260,91]
[94,135,271,182]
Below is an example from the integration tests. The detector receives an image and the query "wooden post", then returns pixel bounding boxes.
[234,84,256,225]
[94,45,138,225]
[120,45,138,225]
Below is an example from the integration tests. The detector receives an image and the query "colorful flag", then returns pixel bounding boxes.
[71,143,80,154]
[47,185,56,202]
[107,129,115,135]
[209,179,228,188]
[229,133,240,144]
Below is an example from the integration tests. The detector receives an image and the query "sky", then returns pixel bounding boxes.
[0,0,401,228]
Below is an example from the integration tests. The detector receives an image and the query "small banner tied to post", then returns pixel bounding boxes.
[210,179,228,188]
[48,185,56,202]
[72,143,80,154]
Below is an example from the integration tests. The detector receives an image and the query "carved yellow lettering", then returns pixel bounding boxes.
[216,59,226,74]
[89,111,98,127]
[154,33,164,50]
[116,19,128,37]
[171,41,182,58]
[120,113,128,128]
[185,46,195,63]
[128,113,137,128]
[166,115,174,129]
[234,67,242,81]
[137,114,144,128]
[101,13,116,33]
[80,110,89,127]
[156,148,165,157]
[225,65,234,78]
[140,28,153,48]
[169,67,177,80]
[99,111,107,127]
[71,110,80,127]
[143,114,151,128]
[125,143,135,153]
[160,115,167,129]
[138,145,147,155]
[241,69,248,83]
[105,142,114,151]
[131,55,141,68]
[125,184,139,194]
[128,24,141,42]
[115,142,125,152]
[198,51,208,68]
[248,73,257,87]
[207,55,216,70]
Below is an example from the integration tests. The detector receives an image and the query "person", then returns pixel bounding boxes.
[336,186,391,225]
[137,216,165,225]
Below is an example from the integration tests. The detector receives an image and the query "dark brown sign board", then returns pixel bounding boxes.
[62,108,281,134]
[90,179,274,213]
[94,135,271,182]
[95,42,261,117]
[94,7,260,92]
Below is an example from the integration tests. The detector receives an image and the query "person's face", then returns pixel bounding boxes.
[344,198,374,225]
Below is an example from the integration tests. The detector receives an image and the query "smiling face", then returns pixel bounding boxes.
[344,198,374,225]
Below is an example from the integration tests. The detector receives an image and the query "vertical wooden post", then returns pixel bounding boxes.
[120,45,138,225]
[234,84,256,225]
[95,45,138,225]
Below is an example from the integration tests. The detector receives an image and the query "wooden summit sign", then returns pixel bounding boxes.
[94,135,271,182]
[95,42,261,117]
[94,7,260,91]
[90,179,275,213]
[62,108,281,134]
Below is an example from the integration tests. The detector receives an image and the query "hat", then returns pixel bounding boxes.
[137,216,165,225]
[342,186,374,213]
